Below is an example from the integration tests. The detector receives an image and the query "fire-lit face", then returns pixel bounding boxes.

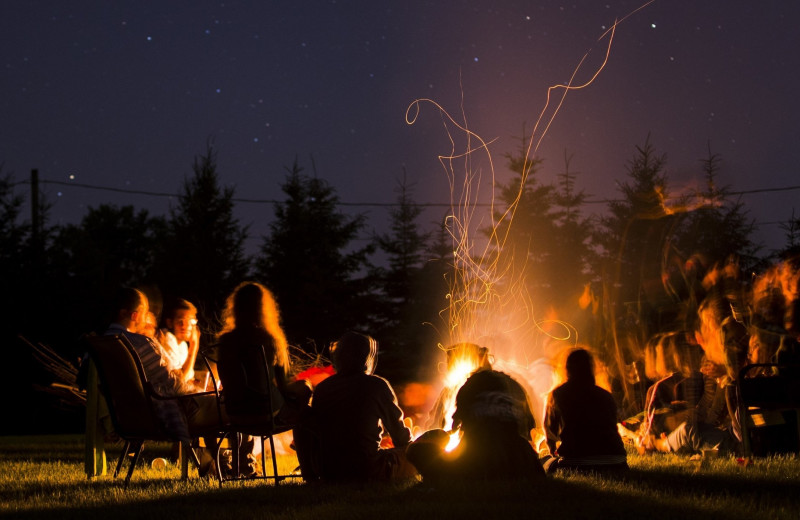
[167,309,197,343]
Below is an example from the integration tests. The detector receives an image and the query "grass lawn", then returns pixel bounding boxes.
[1,434,799,520]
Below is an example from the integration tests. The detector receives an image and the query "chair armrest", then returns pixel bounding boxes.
[145,382,217,401]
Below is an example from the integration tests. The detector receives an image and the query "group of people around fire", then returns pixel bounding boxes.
[94,252,800,483]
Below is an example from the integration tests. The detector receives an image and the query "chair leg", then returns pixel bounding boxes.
[114,441,131,479]
[259,436,267,480]
[187,441,202,469]
[123,442,144,488]
[268,435,281,484]
[232,433,241,478]
[216,432,229,485]
[180,441,191,480]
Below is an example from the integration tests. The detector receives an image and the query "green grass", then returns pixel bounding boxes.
[1,435,799,520]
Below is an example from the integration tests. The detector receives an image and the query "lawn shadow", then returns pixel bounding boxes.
[4,462,800,520]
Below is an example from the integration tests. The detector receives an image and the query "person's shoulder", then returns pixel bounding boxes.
[593,384,616,401]
[365,373,397,394]
[314,372,339,391]
[104,323,126,336]
[160,329,179,349]
[119,329,149,345]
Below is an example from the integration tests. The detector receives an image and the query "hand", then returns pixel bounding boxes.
[700,360,726,379]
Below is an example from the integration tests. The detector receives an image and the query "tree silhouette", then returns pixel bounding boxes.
[255,157,374,352]
[0,172,28,296]
[597,135,675,315]
[50,204,166,336]
[675,146,758,269]
[373,172,440,382]
[492,128,559,313]
[550,150,596,305]
[596,134,678,388]
[776,209,800,260]
[154,142,250,330]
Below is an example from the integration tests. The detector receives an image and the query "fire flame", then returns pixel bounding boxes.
[406,3,658,453]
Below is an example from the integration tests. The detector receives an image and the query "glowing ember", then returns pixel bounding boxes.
[407,5,653,454]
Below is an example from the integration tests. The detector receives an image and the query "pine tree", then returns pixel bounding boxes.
[154,142,250,328]
[492,128,559,312]
[373,172,439,382]
[550,150,596,304]
[597,135,677,345]
[50,204,166,335]
[0,172,28,285]
[676,146,758,269]
[255,157,374,352]
[776,209,800,260]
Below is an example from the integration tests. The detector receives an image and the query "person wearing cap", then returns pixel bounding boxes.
[295,331,417,482]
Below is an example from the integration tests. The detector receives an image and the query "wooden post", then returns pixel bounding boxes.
[84,362,108,478]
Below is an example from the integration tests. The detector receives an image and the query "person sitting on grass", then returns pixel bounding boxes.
[294,331,417,482]
[543,348,629,474]
[408,366,546,483]
[636,332,705,442]
[639,295,747,457]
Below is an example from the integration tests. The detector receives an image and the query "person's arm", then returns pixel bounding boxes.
[543,392,561,455]
[376,378,411,448]
[177,326,200,383]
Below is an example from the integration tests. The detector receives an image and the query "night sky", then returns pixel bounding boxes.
[2,1,798,254]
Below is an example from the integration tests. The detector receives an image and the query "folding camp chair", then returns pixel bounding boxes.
[737,363,800,457]
[203,343,300,486]
[84,334,221,486]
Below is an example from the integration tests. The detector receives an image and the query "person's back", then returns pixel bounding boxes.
[217,326,285,418]
[301,332,413,482]
[313,370,410,480]
[544,348,627,473]
[548,380,625,460]
[452,369,543,480]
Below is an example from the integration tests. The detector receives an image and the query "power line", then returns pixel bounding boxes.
[14,177,800,214]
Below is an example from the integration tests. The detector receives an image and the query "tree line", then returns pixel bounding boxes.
[3,134,800,393]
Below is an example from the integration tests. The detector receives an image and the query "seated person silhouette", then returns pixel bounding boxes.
[408,365,545,482]
[295,331,417,482]
[543,348,628,474]
[215,282,311,477]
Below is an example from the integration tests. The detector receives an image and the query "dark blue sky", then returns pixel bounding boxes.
[2,1,798,254]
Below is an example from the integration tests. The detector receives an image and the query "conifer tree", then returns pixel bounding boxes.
[155,142,250,327]
[776,209,800,260]
[373,172,440,381]
[50,204,166,335]
[492,128,559,313]
[256,157,374,352]
[550,150,596,305]
[597,135,676,342]
[598,135,672,299]
[676,146,758,269]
